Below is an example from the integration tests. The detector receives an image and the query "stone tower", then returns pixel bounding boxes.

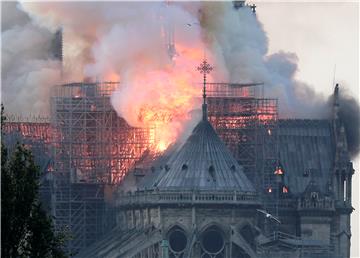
[331,84,354,258]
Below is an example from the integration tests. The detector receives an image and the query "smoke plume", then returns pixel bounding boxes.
[338,90,360,157]
[199,2,332,118]
[3,2,359,155]
[199,2,359,156]
[20,2,210,148]
[1,2,61,116]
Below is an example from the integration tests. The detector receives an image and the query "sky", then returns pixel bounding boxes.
[255,1,359,256]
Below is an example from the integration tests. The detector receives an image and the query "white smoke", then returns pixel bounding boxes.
[1,2,61,116]
[200,2,330,118]
[17,2,208,147]
[4,1,358,137]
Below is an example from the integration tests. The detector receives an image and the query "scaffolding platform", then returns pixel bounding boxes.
[50,82,154,252]
[206,82,279,193]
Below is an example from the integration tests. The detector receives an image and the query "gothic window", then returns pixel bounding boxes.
[200,226,225,258]
[167,226,187,258]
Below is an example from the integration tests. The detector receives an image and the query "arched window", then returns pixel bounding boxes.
[167,226,187,258]
[200,226,225,258]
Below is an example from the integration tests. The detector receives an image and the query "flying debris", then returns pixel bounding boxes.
[256,209,281,224]
[186,22,200,27]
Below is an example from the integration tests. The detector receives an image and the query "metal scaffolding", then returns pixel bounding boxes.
[51,82,153,185]
[50,82,154,252]
[206,82,279,192]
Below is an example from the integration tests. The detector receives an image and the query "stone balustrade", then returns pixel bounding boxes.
[297,198,335,210]
[116,190,260,207]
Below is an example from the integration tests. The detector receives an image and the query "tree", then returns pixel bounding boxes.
[1,105,68,258]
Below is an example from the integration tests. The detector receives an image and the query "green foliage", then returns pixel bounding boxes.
[1,106,69,258]
[25,203,68,258]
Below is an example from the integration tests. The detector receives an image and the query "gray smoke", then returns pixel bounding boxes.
[3,2,359,156]
[199,2,359,157]
[334,89,360,157]
[199,2,331,118]
[1,2,61,116]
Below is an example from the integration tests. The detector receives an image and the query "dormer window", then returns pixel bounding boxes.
[165,164,170,171]
[274,166,284,175]
[282,186,288,193]
[303,170,310,177]
[181,164,188,171]
[209,165,215,173]
[208,165,216,182]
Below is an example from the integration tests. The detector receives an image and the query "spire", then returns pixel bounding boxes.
[333,83,340,121]
[197,59,213,121]
[332,83,342,144]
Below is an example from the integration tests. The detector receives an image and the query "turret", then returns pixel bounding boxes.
[51,27,63,62]
[333,83,340,131]
[297,180,334,245]
[331,84,353,205]
[331,84,353,258]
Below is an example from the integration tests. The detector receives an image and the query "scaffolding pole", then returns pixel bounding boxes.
[50,82,153,253]
[206,82,278,193]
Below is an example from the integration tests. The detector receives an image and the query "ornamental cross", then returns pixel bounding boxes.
[197,59,213,121]
[197,59,213,75]
[197,59,213,103]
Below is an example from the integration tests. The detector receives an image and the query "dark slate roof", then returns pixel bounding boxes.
[76,225,162,258]
[3,132,52,175]
[278,119,335,195]
[141,120,255,192]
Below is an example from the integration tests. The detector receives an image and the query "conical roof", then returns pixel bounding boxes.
[142,119,255,192]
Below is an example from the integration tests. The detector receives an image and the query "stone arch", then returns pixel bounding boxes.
[236,220,255,229]
[199,224,227,258]
[165,223,188,236]
[198,221,228,237]
[166,224,188,258]
[229,224,257,258]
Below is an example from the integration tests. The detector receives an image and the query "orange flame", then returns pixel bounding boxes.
[112,43,210,152]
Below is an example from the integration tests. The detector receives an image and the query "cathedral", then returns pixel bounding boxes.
[77,62,354,258]
[1,2,357,258]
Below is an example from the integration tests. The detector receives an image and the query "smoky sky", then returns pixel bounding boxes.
[1,1,359,157]
[1,2,61,116]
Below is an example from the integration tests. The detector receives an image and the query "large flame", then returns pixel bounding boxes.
[134,70,198,151]
[111,43,210,152]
